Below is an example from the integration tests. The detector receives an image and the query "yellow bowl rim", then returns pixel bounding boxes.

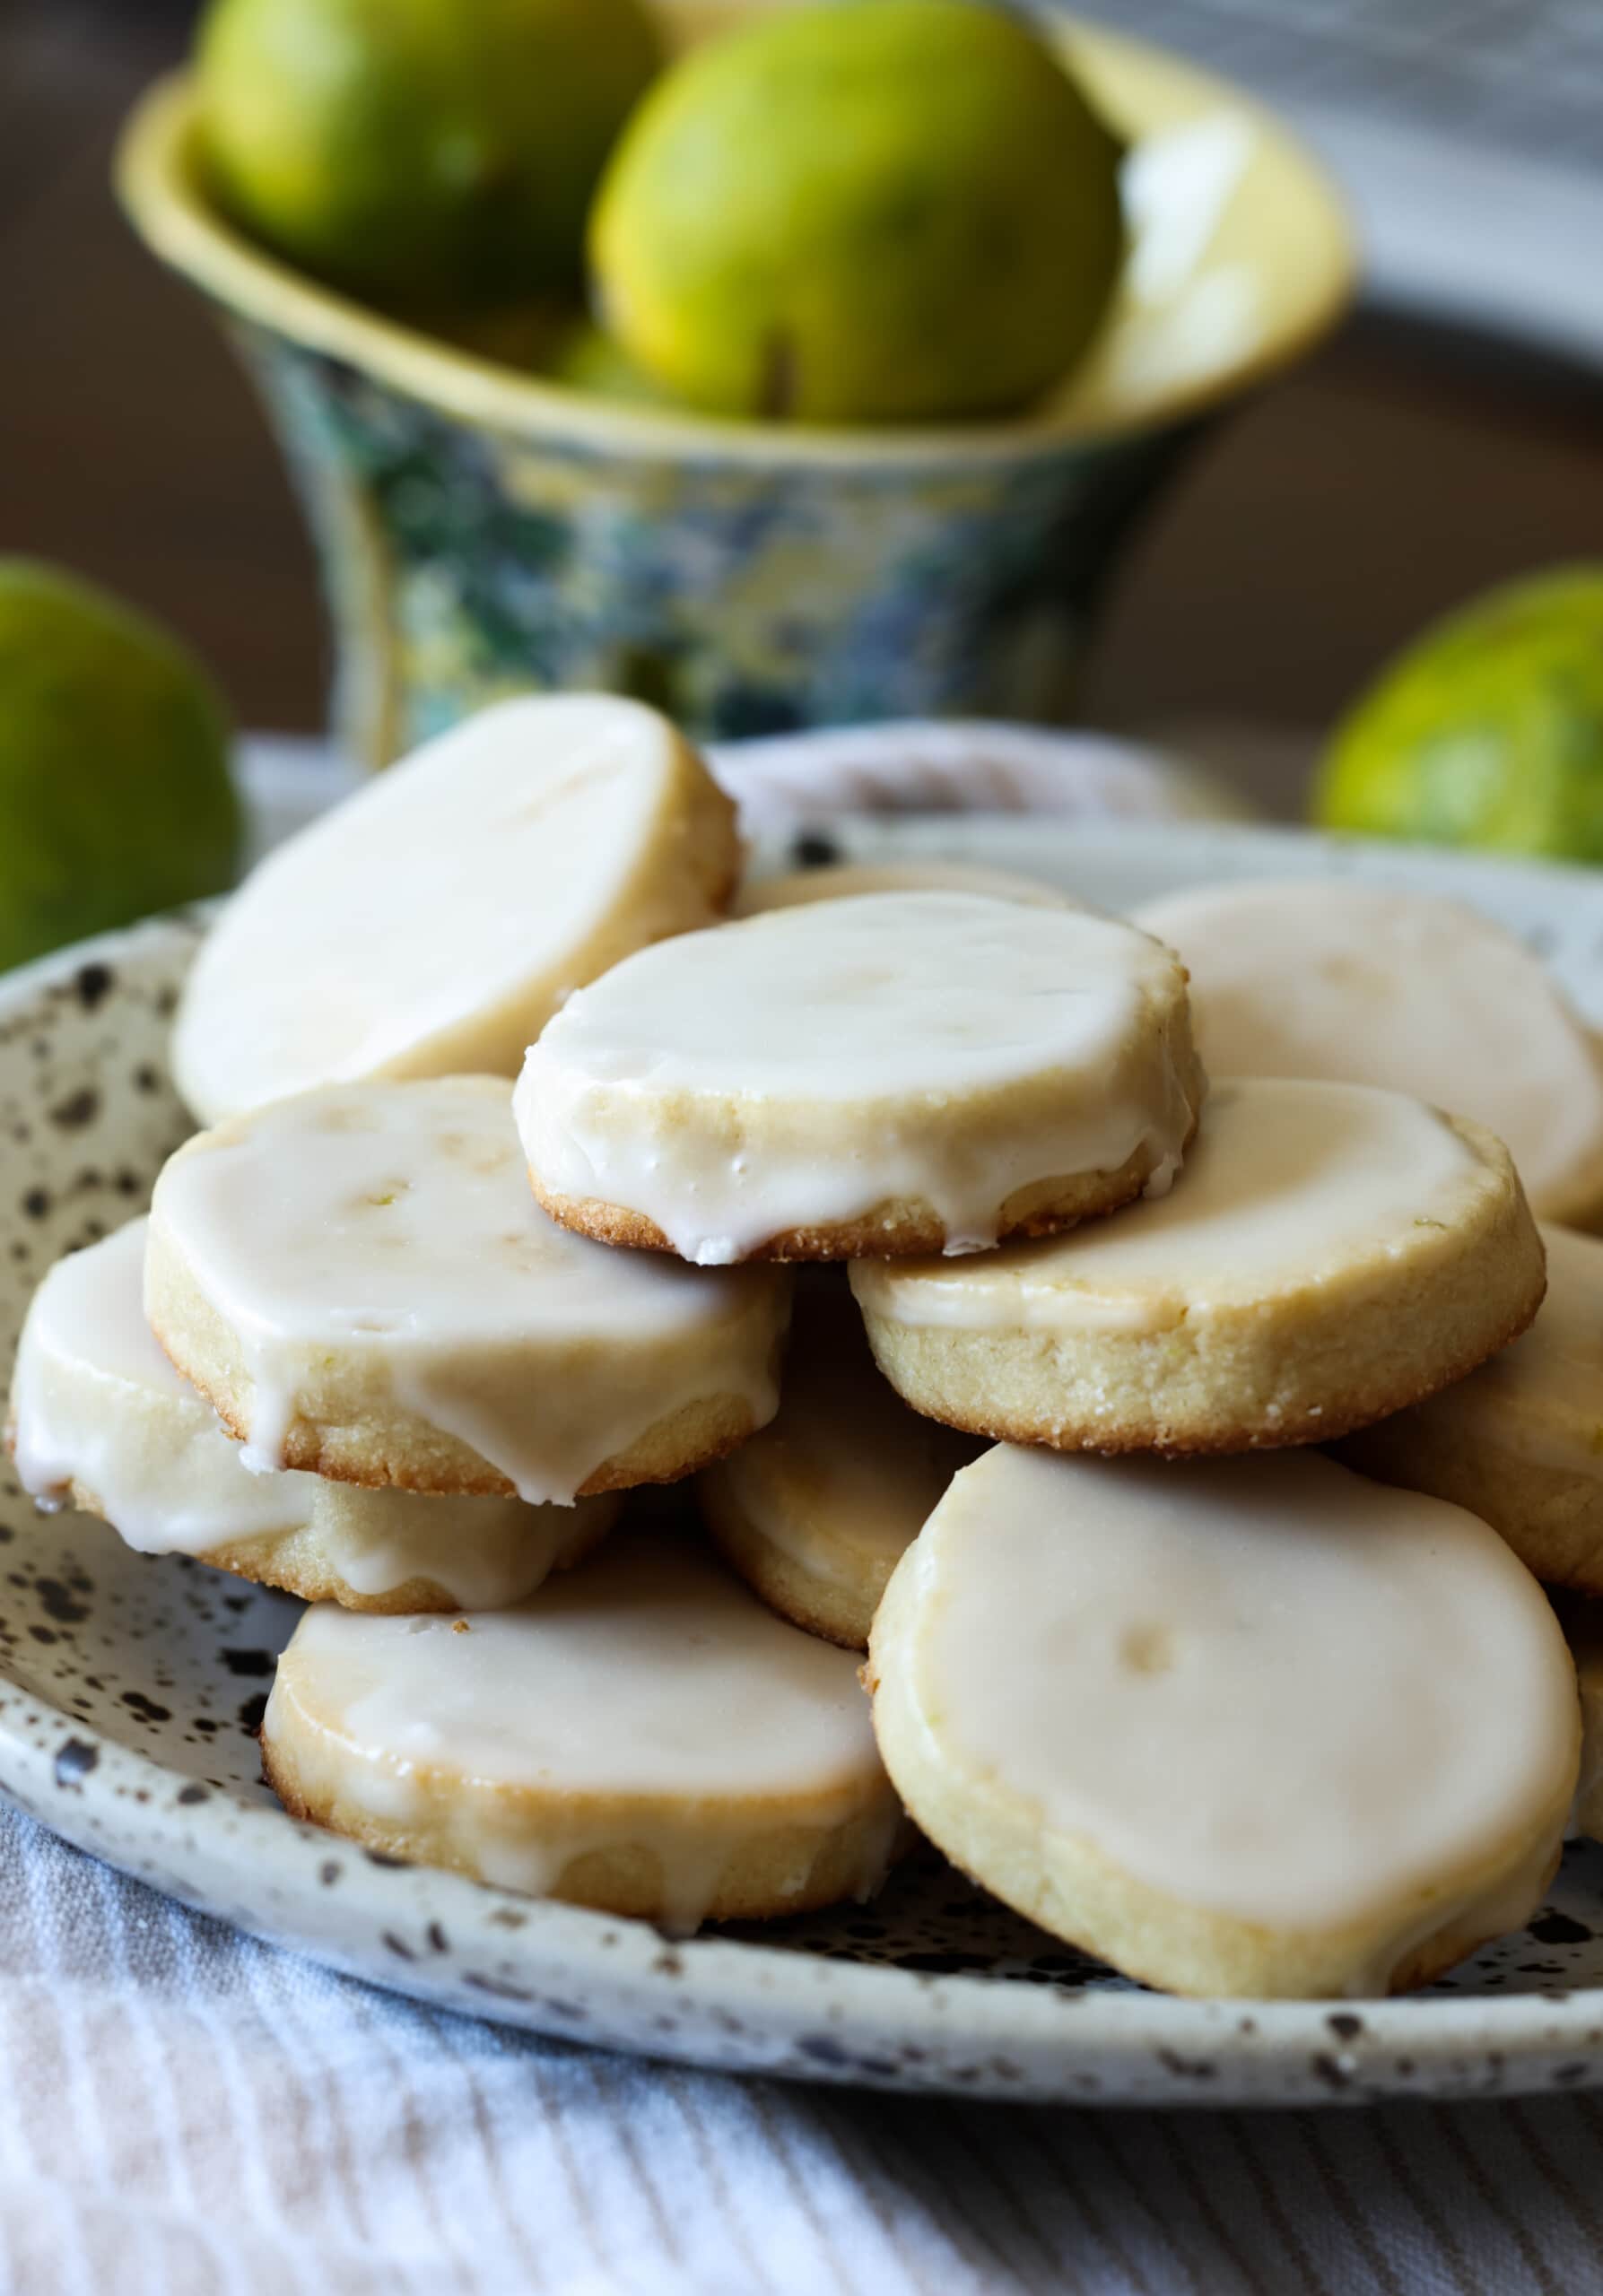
[115,16,1356,471]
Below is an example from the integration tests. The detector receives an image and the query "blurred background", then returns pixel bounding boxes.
[6,0,1603,816]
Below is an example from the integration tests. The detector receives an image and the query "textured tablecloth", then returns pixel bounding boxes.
[2,1795,1597,2296]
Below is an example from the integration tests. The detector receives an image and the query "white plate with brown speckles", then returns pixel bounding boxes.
[4,820,1603,2109]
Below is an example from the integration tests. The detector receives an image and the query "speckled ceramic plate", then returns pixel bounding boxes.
[5,821,1603,2108]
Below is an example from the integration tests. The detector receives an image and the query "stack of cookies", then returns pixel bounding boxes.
[10,694,1603,1999]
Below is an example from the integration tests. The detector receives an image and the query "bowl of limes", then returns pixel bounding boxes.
[118,0,1353,768]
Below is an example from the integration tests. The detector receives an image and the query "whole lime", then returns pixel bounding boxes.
[589,0,1126,424]
[196,0,662,303]
[0,562,240,974]
[1316,567,1603,863]
[544,318,684,407]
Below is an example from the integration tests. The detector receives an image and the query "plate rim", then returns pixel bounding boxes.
[4,1621,1601,2105]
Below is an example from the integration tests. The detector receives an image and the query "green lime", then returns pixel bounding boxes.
[0,562,240,974]
[544,318,684,406]
[589,0,1126,424]
[195,0,661,303]
[1316,567,1603,863]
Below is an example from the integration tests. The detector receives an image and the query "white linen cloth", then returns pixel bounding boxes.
[4,1796,1599,2296]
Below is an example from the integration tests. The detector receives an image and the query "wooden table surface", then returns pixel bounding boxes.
[7,0,1603,811]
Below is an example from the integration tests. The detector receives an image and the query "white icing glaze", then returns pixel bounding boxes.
[311,1492,607,1609]
[705,1283,979,1592]
[7,1219,611,1605]
[1434,1223,1603,1474]
[173,694,728,1123]
[852,1078,1488,1334]
[12,1220,319,1551]
[516,892,1200,1263]
[733,859,1081,918]
[148,1079,788,1503]
[1134,878,1603,1216]
[1333,1839,1564,2002]
[902,1445,1578,1932]
[267,1530,900,1927]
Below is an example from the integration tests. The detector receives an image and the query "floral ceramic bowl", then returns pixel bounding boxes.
[117,8,1352,767]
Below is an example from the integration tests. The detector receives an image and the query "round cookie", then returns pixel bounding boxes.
[853,1077,1545,1455]
[173,694,739,1126]
[1566,1605,1603,1846]
[867,1444,1579,1998]
[732,858,1079,918]
[145,1077,791,1502]
[516,891,1205,1265]
[1134,878,1603,1227]
[697,1281,980,1648]
[1338,1224,1603,1594]
[262,1528,904,1927]
[6,1219,616,1613]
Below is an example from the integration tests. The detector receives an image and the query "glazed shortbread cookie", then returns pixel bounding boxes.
[145,1078,790,1502]
[262,1530,904,1927]
[517,892,1205,1264]
[867,1446,1579,1997]
[5,1220,616,1612]
[733,858,1079,918]
[173,695,739,1126]
[1134,879,1603,1226]
[1338,1224,1603,1595]
[852,1078,1544,1453]
[697,1283,980,1648]
[1568,1610,1603,1845]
